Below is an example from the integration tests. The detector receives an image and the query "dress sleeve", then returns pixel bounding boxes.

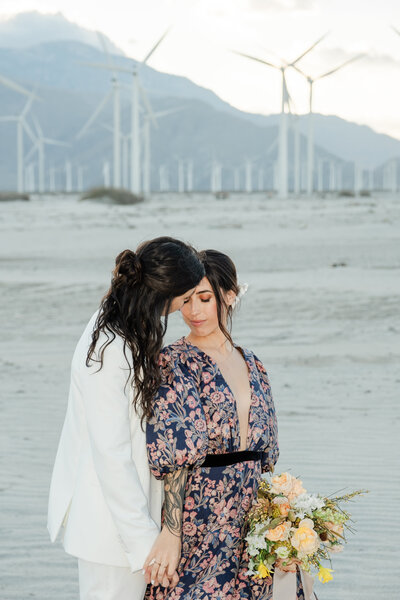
[253,354,279,473]
[146,348,209,479]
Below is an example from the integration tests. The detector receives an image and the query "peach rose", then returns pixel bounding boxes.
[270,473,294,497]
[287,477,306,501]
[291,519,320,557]
[266,520,292,542]
[270,473,306,501]
[273,497,290,517]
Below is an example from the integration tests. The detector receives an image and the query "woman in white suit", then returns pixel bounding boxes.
[48,236,204,600]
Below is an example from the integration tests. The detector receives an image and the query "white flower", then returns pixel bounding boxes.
[232,283,248,308]
[245,522,270,556]
[291,493,325,518]
[276,546,290,559]
[246,535,267,556]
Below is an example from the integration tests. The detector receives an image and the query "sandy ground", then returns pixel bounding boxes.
[0,191,399,599]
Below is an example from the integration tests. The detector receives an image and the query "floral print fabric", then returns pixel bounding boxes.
[146,338,303,600]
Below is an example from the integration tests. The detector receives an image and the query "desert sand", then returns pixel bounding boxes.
[0,191,399,599]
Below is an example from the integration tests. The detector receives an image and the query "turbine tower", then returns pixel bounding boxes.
[27,117,69,193]
[142,104,184,195]
[233,34,326,198]
[78,32,122,188]
[85,29,170,194]
[293,52,363,195]
[0,92,37,192]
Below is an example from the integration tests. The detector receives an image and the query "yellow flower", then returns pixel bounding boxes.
[318,567,334,583]
[257,563,272,579]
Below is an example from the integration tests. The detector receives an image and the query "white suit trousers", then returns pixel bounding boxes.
[78,559,147,600]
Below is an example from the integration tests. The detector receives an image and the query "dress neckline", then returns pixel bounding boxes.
[180,336,254,451]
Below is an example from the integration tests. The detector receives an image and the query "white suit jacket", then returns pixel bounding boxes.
[47,311,163,572]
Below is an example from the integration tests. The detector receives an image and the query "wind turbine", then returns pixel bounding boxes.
[233,34,327,198]
[210,160,222,193]
[26,116,69,193]
[257,167,264,191]
[77,165,88,192]
[245,159,253,193]
[293,114,301,194]
[159,164,170,191]
[142,104,185,195]
[293,52,363,195]
[233,167,240,191]
[77,32,121,188]
[65,160,73,192]
[187,160,194,192]
[0,92,37,192]
[121,132,131,189]
[244,157,260,193]
[140,88,158,196]
[83,29,170,194]
[177,159,185,193]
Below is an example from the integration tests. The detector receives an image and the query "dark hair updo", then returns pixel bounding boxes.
[87,236,204,422]
[198,249,240,346]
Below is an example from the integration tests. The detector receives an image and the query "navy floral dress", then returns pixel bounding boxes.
[146,338,304,600]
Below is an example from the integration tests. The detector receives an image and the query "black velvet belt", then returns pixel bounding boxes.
[199,450,263,468]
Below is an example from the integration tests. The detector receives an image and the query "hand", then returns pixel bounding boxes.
[142,526,181,588]
[275,557,301,573]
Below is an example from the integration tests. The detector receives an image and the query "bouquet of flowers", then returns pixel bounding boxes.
[245,472,367,584]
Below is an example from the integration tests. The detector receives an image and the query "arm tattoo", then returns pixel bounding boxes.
[163,469,188,537]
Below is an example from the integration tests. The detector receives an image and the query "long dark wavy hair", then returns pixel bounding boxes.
[199,249,240,346]
[87,236,204,422]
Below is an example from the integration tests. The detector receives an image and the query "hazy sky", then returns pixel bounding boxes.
[1,0,400,139]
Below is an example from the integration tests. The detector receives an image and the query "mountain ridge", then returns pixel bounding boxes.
[0,12,399,191]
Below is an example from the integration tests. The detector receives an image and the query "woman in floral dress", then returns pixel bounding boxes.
[144,250,305,600]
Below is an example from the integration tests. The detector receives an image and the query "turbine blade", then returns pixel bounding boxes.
[24,143,38,163]
[21,118,37,144]
[100,123,114,133]
[0,73,32,97]
[0,116,16,122]
[231,50,278,69]
[290,31,330,65]
[21,92,36,118]
[76,89,113,139]
[139,85,158,128]
[97,31,119,80]
[154,106,185,119]
[392,25,400,37]
[292,63,307,78]
[43,138,70,147]
[141,27,171,66]
[32,115,43,138]
[283,73,294,114]
[316,53,364,80]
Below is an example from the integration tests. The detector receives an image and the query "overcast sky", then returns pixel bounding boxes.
[1,0,400,139]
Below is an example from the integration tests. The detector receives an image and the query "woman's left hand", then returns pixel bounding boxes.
[143,526,181,588]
